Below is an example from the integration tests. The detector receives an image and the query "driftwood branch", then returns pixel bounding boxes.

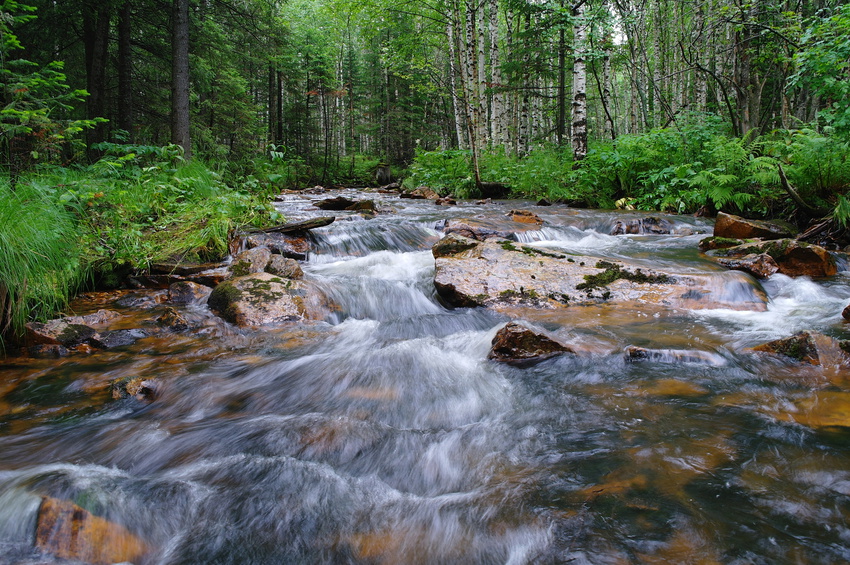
[777,164,831,218]
[245,216,335,234]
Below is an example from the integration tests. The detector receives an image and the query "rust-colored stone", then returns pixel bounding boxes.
[35,497,148,565]
[713,211,795,240]
[488,322,574,366]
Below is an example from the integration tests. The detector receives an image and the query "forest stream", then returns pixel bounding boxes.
[2,191,850,564]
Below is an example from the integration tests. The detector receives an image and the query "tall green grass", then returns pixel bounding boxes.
[0,179,86,341]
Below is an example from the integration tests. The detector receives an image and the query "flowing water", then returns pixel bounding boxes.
[2,192,850,564]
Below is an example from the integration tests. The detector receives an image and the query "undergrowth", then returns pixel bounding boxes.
[0,143,280,345]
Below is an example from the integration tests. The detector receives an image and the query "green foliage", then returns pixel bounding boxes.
[403,149,475,197]
[0,0,94,175]
[791,5,850,135]
[0,178,85,340]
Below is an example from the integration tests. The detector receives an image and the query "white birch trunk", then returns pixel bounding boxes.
[571,1,588,161]
[488,0,505,146]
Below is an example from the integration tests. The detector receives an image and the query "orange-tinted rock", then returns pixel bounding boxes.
[488,322,575,365]
[168,281,212,305]
[751,331,850,366]
[711,239,836,277]
[35,497,148,565]
[698,236,745,251]
[507,209,543,225]
[24,319,97,347]
[713,211,795,240]
[156,306,190,331]
[246,232,311,260]
[843,303,850,321]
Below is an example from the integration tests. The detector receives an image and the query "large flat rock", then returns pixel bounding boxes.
[432,233,768,312]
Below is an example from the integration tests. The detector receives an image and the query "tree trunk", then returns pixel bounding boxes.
[446,9,468,149]
[488,0,505,147]
[117,1,133,140]
[572,1,588,161]
[171,0,192,160]
[83,2,111,149]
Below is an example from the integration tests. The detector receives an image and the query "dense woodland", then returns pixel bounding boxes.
[1,0,849,341]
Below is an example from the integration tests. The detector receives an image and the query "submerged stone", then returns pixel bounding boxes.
[36,496,149,565]
[611,216,673,235]
[168,281,212,305]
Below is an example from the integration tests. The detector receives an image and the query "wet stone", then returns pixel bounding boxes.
[265,255,304,279]
[228,246,272,277]
[156,307,190,331]
[712,253,779,279]
[611,216,673,235]
[751,331,850,366]
[507,209,543,225]
[168,281,212,305]
[90,329,147,349]
[713,211,796,240]
[28,344,70,358]
[488,322,575,366]
[35,496,149,565]
[25,320,97,348]
[246,232,311,260]
[111,376,158,401]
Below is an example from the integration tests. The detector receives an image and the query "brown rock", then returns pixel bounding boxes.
[36,497,149,565]
[843,303,850,322]
[28,344,70,358]
[624,346,725,365]
[488,322,575,366]
[25,319,97,347]
[411,186,440,199]
[249,216,335,234]
[156,307,189,331]
[208,272,321,327]
[266,255,304,279]
[751,331,850,366]
[435,197,457,206]
[316,196,359,210]
[228,246,272,277]
[712,253,779,279]
[507,209,543,225]
[168,281,212,305]
[112,376,158,401]
[90,329,147,349]
[713,211,795,240]
[711,239,836,277]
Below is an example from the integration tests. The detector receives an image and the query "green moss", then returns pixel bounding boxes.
[577,261,672,292]
[500,241,519,252]
[499,240,565,259]
[230,260,252,277]
[208,282,243,321]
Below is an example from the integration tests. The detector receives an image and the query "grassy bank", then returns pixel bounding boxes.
[0,144,280,346]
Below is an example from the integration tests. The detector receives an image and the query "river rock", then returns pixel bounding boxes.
[208,272,320,327]
[64,309,120,326]
[315,196,376,212]
[228,246,272,277]
[25,319,97,347]
[168,281,212,305]
[713,211,795,240]
[265,255,304,279]
[432,233,768,311]
[843,303,850,321]
[611,216,673,235]
[624,346,725,365]
[412,186,440,199]
[112,376,158,401]
[506,209,543,225]
[246,232,311,260]
[751,331,850,366]
[698,236,746,251]
[36,496,148,564]
[90,329,148,349]
[435,196,457,206]
[488,322,575,366]
[156,306,190,331]
[710,239,836,277]
[712,253,779,279]
[28,344,70,358]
